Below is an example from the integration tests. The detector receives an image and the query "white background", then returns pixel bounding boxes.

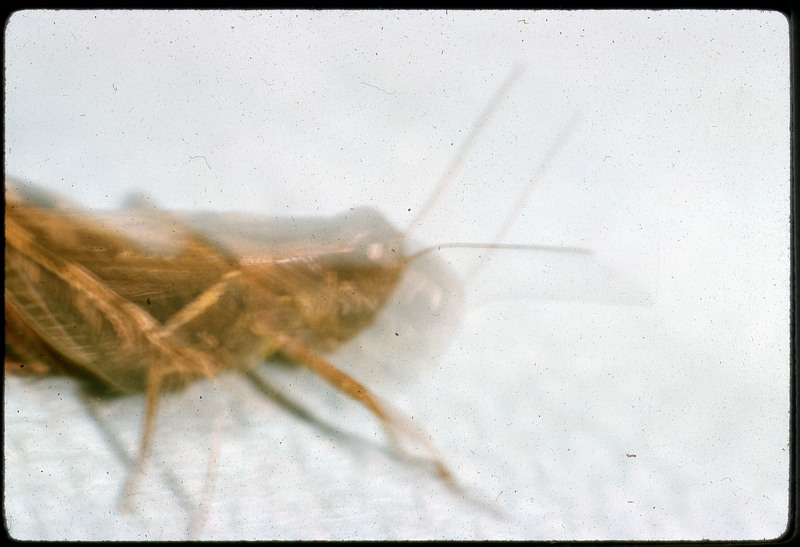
[4,10,790,540]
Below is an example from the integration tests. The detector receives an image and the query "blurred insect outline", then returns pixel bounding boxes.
[4,67,585,512]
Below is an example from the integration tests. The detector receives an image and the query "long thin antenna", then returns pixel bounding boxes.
[404,242,591,265]
[464,112,582,282]
[406,65,524,238]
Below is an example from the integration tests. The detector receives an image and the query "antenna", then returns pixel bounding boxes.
[406,65,524,238]
[404,65,584,284]
[464,112,582,282]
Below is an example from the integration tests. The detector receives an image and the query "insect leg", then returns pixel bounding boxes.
[277,336,454,484]
[118,363,163,510]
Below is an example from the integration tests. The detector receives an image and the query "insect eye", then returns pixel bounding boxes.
[366,242,384,262]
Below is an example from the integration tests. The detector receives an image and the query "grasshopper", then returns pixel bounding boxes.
[4,68,583,508]
[4,184,455,488]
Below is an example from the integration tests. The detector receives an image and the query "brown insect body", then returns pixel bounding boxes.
[5,189,439,489]
[6,197,406,387]
[190,207,408,355]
